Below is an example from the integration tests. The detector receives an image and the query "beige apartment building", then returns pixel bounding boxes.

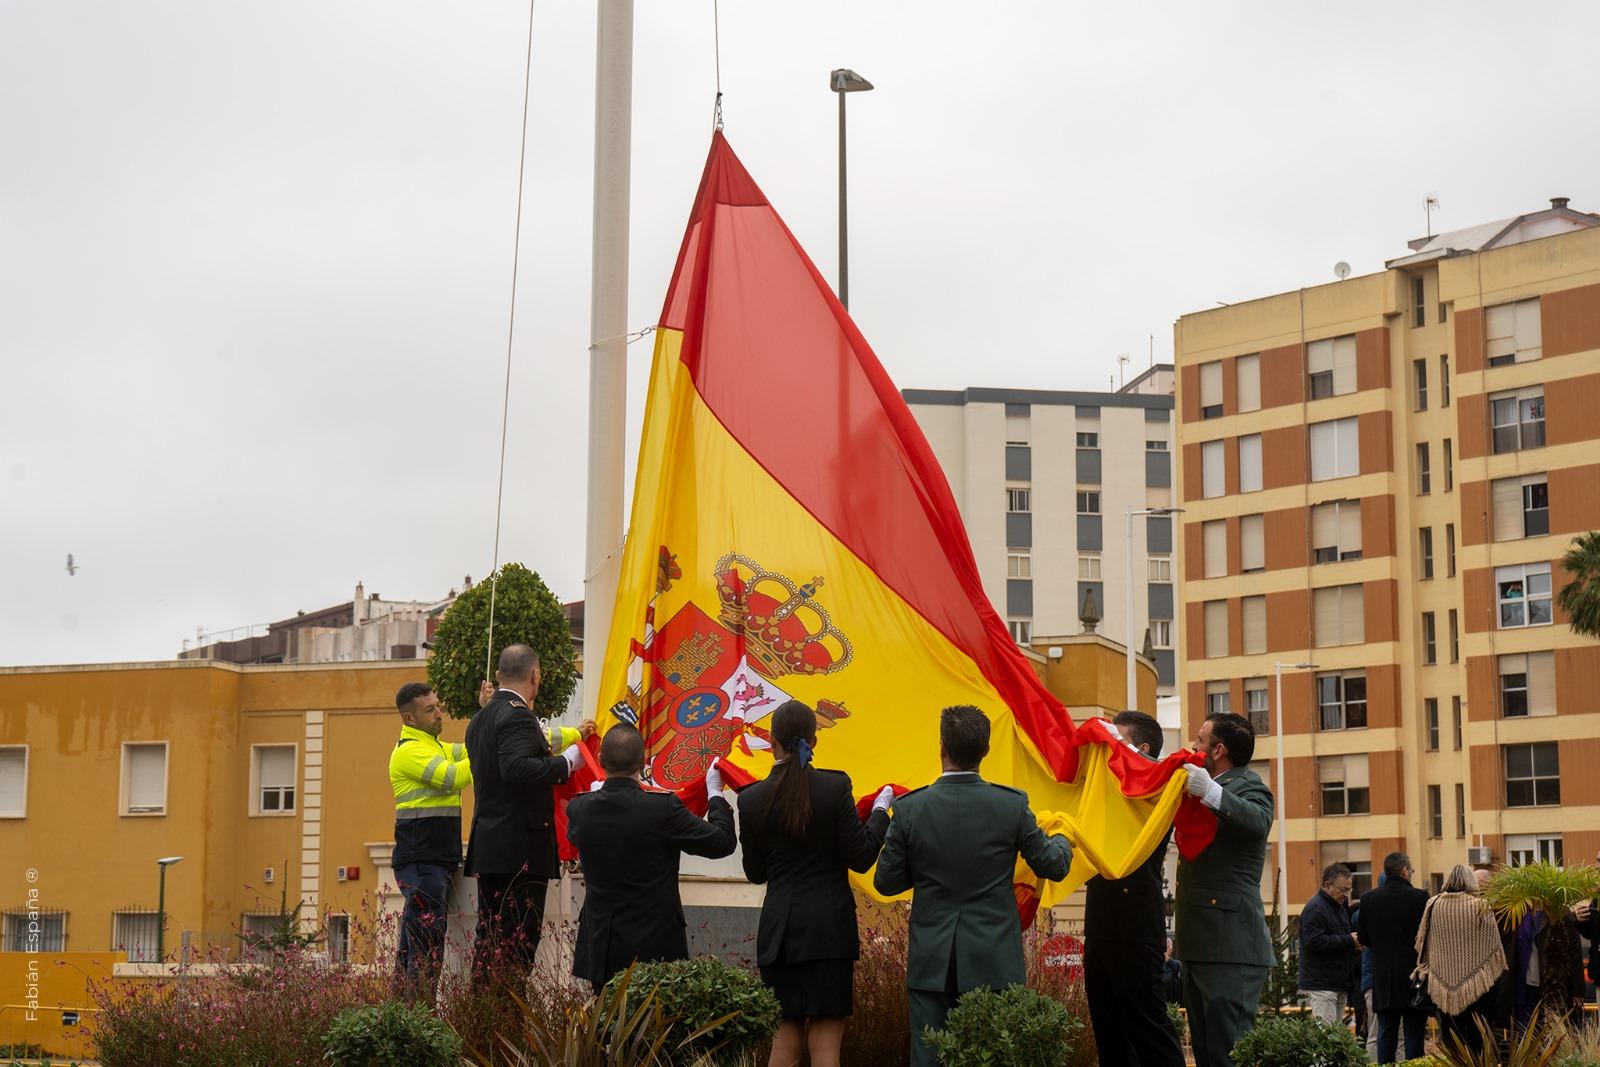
[1174,200,1600,913]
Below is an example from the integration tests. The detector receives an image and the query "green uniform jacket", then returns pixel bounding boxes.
[873,774,1073,992]
[1172,766,1275,968]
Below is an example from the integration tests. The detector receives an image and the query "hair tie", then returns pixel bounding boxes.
[793,738,813,767]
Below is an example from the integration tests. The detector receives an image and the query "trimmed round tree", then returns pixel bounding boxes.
[427,563,577,720]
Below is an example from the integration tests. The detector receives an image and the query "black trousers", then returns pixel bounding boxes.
[472,870,548,984]
[1085,940,1186,1067]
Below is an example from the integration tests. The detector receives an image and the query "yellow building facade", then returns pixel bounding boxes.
[1174,211,1600,913]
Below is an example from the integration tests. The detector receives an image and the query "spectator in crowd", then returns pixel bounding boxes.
[1161,938,1184,1005]
[1509,899,1586,1027]
[1416,864,1506,1056]
[1356,852,1429,1063]
[1574,847,1600,1003]
[1298,863,1359,1026]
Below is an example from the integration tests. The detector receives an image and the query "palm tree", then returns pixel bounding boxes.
[1557,531,1600,639]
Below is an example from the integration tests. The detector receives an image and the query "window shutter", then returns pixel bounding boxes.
[1500,652,1527,677]
[1527,651,1556,715]
[1241,514,1264,572]
[1200,362,1223,408]
[1514,299,1542,361]
[1310,423,1336,481]
[1341,585,1366,645]
[1318,755,1342,783]
[0,749,24,816]
[1312,503,1337,552]
[1204,601,1228,658]
[1336,417,1360,477]
[1332,335,1357,395]
[1308,339,1333,375]
[1487,303,1516,362]
[1202,441,1224,498]
[1313,588,1339,646]
[1344,754,1370,789]
[259,747,295,788]
[1239,434,1263,492]
[1236,355,1261,412]
[1242,596,1266,654]
[1338,500,1362,555]
[128,745,166,811]
[1491,477,1522,541]
[1203,521,1226,577]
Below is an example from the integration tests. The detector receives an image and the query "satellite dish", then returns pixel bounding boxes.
[1334,261,1352,280]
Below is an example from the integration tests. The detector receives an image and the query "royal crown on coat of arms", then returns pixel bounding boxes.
[713,552,853,678]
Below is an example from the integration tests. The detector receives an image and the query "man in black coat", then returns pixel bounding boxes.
[1298,863,1357,1026]
[464,644,595,983]
[566,724,736,993]
[1082,711,1184,1067]
[1577,846,1600,1003]
[1355,852,1429,1063]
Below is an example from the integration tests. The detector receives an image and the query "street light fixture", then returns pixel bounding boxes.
[829,68,873,310]
[157,856,184,963]
[1123,506,1184,712]
[1272,662,1317,935]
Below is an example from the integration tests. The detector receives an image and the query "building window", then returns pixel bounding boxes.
[1440,354,1451,407]
[1321,841,1373,898]
[1313,584,1365,647]
[1486,298,1542,366]
[1425,698,1440,751]
[1205,681,1231,716]
[1446,524,1456,576]
[1078,556,1102,580]
[1449,609,1459,663]
[1201,440,1224,498]
[1150,619,1172,649]
[1420,527,1434,580]
[0,746,26,817]
[326,915,350,963]
[240,913,287,962]
[1421,612,1437,665]
[1007,552,1031,578]
[1236,354,1261,413]
[1318,670,1368,731]
[1005,443,1032,481]
[113,911,162,964]
[1076,432,1100,448]
[1311,499,1362,563]
[1148,556,1172,582]
[1412,277,1427,328]
[1240,514,1264,574]
[1146,439,1168,451]
[1308,334,1357,399]
[1076,490,1101,515]
[1416,443,1431,495]
[1319,754,1370,816]
[1310,417,1360,481]
[1444,439,1453,492]
[1506,834,1563,867]
[1504,742,1560,808]
[1245,678,1269,735]
[1008,619,1032,644]
[121,742,168,816]
[1491,388,1545,453]
[252,745,296,816]
[1492,474,1549,540]
[1200,361,1223,418]
[1414,357,1428,409]
[3,911,65,952]
[1452,696,1463,750]
[1242,596,1266,655]
[1496,563,1553,629]
[1006,488,1031,513]
[1428,785,1443,839]
[1239,433,1263,493]
[1440,302,1450,323]
[1455,782,1466,838]
[1202,520,1226,578]
[1005,402,1030,442]
[1203,601,1228,659]
[1498,652,1555,717]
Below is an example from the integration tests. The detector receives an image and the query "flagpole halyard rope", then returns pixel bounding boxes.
[712,0,723,131]
[485,0,539,685]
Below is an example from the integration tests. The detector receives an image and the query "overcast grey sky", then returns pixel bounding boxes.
[4,2,1598,665]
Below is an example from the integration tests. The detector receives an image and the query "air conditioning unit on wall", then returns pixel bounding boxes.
[1466,846,1493,866]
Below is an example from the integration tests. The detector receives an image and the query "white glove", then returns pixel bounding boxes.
[1184,764,1224,811]
[588,779,604,792]
[561,743,583,772]
[872,785,896,812]
[705,762,724,799]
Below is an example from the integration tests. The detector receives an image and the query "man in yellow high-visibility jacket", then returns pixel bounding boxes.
[390,681,473,990]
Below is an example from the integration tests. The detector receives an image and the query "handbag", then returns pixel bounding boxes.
[1408,898,1436,1012]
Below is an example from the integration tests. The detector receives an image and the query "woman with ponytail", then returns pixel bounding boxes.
[737,700,896,1067]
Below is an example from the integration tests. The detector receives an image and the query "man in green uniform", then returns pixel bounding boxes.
[874,705,1074,1067]
[1173,712,1275,1067]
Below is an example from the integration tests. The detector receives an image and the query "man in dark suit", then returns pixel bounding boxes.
[464,643,594,983]
[874,705,1074,1067]
[1083,710,1184,1067]
[1355,851,1429,1063]
[565,724,736,993]
[1173,712,1275,1067]
[1576,847,1600,1004]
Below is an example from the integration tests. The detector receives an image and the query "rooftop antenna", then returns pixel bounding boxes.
[1149,334,1154,368]
[1425,194,1440,239]
[1117,352,1130,387]
[1334,261,1351,281]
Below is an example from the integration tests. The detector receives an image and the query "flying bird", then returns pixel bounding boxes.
[66,554,78,576]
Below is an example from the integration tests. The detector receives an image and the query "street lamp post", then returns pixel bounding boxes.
[1272,663,1316,935]
[829,68,873,310]
[1124,506,1184,712]
[156,856,184,963]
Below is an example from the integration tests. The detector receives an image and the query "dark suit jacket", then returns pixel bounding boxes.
[1172,766,1275,968]
[1355,875,1429,1012]
[737,766,888,967]
[566,778,736,986]
[1578,905,1600,985]
[873,773,1072,992]
[463,689,572,879]
[1084,829,1171,946]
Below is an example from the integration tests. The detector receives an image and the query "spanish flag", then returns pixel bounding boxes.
[596,134,1197,909]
